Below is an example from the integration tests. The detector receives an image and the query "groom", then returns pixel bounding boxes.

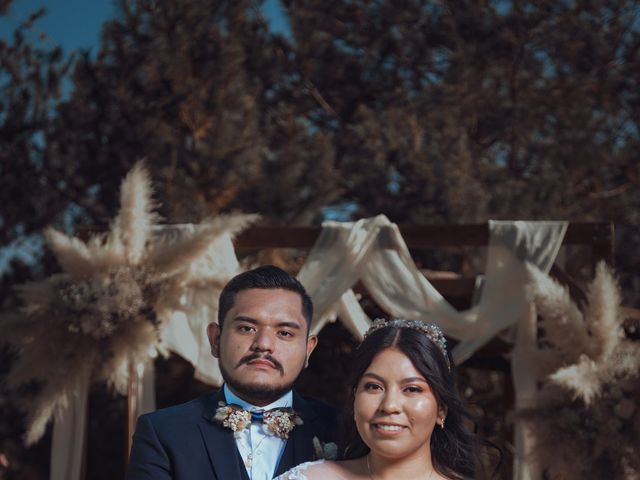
[126,265,337,480]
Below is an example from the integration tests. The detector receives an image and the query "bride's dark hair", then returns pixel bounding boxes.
[342,323,478,480]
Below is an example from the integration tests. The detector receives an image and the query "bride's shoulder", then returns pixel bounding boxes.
[275,460,327,480]
[276,459,361,480]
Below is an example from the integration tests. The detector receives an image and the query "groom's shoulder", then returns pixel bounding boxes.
[296,393,337,419]
[295,393,342,447]
[140,392,215,426]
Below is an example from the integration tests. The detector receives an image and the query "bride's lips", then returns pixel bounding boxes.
[371,422,407,436]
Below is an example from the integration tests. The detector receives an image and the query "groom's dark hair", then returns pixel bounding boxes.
[217,265,313,329]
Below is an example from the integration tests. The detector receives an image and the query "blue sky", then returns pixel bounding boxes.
[0,0,116,52]
[0,0,290,53]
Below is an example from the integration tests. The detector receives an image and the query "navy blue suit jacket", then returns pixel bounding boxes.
[125,389,338,480]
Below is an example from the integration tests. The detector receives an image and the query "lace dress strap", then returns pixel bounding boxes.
[275,459,326,480]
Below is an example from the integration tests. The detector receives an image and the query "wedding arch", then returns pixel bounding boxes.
[55,217,613,480]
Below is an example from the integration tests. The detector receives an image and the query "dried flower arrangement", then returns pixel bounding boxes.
[213,402,303,439]
[0,163,256,444]
[518,262,640,479]
[213,402,252,433]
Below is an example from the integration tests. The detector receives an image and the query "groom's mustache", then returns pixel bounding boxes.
[237,353,284,374]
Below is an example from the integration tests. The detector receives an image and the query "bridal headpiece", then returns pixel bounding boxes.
[364,318,450,370]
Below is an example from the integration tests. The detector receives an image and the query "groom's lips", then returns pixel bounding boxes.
[237,353,284,373]
[247,359,276,369]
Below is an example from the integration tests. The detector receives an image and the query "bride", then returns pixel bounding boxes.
[276,319,479,480]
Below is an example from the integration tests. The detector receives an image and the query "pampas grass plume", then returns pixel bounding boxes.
[0,163,256,444]
[527,265,591,359]
[44,228,94,277]
[112,162,158,265]
[586,262,623,359]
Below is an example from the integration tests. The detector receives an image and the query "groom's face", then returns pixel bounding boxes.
[208,288,317,406]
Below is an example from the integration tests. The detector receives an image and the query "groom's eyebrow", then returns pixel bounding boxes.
[232,315,257,323]
[232,316,302,330]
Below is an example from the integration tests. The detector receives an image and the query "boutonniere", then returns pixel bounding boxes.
[263,407,304,439]
[213,402,303,439]
[312,436,338,460]
[213,402,251,432]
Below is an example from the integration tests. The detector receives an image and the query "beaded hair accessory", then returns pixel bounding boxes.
[364,318,451,370]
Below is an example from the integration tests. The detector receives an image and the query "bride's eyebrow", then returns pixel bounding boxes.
[361,372,385,382]
[401,377,428,384]
[361,373,428,384]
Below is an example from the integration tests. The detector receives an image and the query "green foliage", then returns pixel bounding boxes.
[4,0,640,247]
[0,6,73,248]
[46,0,340,226]
[282,0,640,223]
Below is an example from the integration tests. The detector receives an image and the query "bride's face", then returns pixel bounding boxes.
[354,347,444,460]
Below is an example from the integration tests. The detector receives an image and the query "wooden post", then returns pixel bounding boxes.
[126,361,138,463]
[591,221,615,268]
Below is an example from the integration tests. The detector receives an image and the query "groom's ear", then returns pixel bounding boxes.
[304,335,318,367]
[207,322,221,358]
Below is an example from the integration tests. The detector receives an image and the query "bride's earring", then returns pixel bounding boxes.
[440,416,446,429]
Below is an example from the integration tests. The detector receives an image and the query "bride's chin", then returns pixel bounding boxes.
[367,439,434,464]
[366,444,413,461]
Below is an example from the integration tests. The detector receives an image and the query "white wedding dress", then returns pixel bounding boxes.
[274,459,327,480]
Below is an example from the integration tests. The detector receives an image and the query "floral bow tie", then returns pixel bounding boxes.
[213,401,303,439]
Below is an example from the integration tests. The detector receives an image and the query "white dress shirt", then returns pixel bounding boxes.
[224,385,293,480]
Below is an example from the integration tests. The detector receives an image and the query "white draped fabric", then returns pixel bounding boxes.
[51,218,566,480]
[50,370,90,480]
[512,303,543,480]
[160,225,242,385]
[298,216,566,360]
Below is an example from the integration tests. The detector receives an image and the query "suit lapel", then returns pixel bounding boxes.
[198,390,250,480]
[273,392,319,477]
